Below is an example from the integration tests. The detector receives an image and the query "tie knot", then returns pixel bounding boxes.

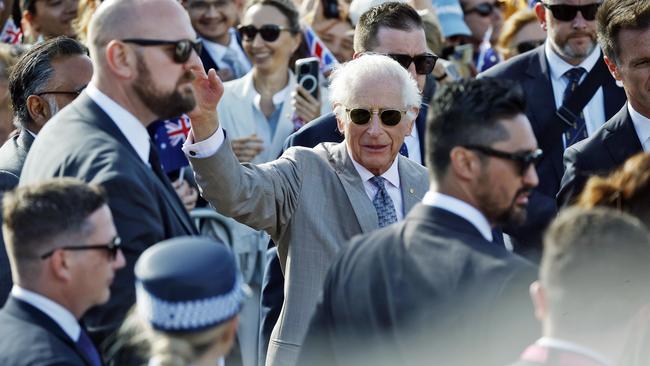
[564,67,586,82]
[369,176,386,190]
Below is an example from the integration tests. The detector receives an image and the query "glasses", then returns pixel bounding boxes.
[385,53,439,75]
[187,0,230,12]
[345,108,407,126]
[542,3,600,21]
[515,39,545,54]
[121,39,203,63]
[462,145,543,175]
[464,1,504,17]
[40,236,122,260]
[237,24,294,43]
[35,86,86,98]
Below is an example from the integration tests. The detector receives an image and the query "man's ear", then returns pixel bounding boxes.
[530,280,547,322]
[104,40,137,80]
[604,55,621,81]
[334,105,346,134]
[534,2,547,31]
[449,146,481,181]
[26,95,52,130]
[48,249,74,283]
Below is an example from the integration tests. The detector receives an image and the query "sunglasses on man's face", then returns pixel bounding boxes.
[40,236,122,261]
[464,1,504,17]
[121,39,203,63]
[515,39,545,54]
[462,145,544,176]
[237,24,293,43]
[346,108,407,126]
[542,2,600,22]
[385,53,439,75]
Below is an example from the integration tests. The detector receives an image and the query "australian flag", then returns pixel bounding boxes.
[148,114,191,173]
[0,19,21,45]
[303,25,339,75]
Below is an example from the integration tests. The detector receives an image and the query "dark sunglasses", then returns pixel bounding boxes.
[515,39,545,54]
[385,53,439,75]
[464,1,504,17]
[41,236,122,261]
[237,24,294,43]
[542,2,600,22]
[121,39,203,63]
[346,108,407,126]
[463,145,543,175]
[35,85,87,98]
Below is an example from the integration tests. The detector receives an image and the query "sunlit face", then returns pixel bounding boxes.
[317,20,354,62]
[536,0,599,64]
[472,114,539,226]
[240,4,300,74]
[185,0,241,45]
[337,75,416,176]
[508,21,547,57]
[462,0,504,43]
[370,27,428,92]
[29,0,79,38]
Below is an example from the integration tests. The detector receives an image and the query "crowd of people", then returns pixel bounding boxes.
[0,0,647,365]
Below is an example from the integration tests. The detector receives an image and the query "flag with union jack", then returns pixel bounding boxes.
[148,114,192,173]
[0,19,22,45]
[303,25,339,75]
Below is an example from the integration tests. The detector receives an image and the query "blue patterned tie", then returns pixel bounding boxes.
[563,67,588,148]
[399,143,409,158]
[76,328,102,366]
[369,176,398,228]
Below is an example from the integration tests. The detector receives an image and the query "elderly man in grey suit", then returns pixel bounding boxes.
[184,54,429,366]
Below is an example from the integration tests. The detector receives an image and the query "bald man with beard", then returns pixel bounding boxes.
[20,0,202,346]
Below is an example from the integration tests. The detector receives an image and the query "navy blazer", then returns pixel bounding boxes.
[0,296,94,365]
[558,105,642,206]
[481,46,626,257]
[299,204,537,366]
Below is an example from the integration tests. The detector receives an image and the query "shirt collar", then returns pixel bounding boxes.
[536,337,611,366]
[11,286,81,341]
[546,41,601,82]
[421,191,493,242]
[628,102,650,148]
[86,84,151,164]
[349,150,401,189]
[200,37,229,64]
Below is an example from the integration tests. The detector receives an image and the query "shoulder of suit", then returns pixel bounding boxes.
[480,48,538,79]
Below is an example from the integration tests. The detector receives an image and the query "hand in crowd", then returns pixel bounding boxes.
[172,178,198,212]
[231,134,265,162]
[188,67,224,142]
[292,85,322,123]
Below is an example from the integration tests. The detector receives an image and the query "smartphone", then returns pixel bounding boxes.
[321,0,339,19]
[295,57,320,99]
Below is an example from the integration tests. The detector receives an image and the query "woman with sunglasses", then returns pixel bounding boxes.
[497,9,546,59]
[216,0,330,165]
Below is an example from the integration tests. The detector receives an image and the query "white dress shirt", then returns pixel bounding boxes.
[546,42,606,140]
[403,126,422,165]
[201,28,251,73]
[86,84,151,165]
[11,286,81,342]
[536,337,611,366]
[421,191,493,242]
[628,102,650,152]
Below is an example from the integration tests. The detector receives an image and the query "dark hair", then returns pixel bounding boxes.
[597,0,650,64]
[3,178,107,278]
[425,78,526,181]
[244,0,300,33]
[354,2,422,53]
[9,36,88,128]
[22,0,37,14]
[542,207,650,333]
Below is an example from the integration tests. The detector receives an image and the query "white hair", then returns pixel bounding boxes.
[329,54,421,118]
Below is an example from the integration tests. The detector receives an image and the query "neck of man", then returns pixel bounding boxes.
[551,45,589,67]
[433,180,492,224]
[20,280,84,320]
[203,31,231,47]
[92,78,157,128]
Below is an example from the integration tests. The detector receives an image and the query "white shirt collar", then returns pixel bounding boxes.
[11,286,81,341]
[252,73,292,111]
[421,191,493,242]
[536,337,611,366]
[349,150,401,189]
[546,41,601,82]
[85,84,151,164]
[200,37,229,64]
[628,102,650,149]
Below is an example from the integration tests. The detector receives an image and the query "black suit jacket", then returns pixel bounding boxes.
[481,46,626,257]
[19,92,197,342]
[298,204,538,366]
[557,105,642,206]
[0,128,34,306]
[0,296,93,365]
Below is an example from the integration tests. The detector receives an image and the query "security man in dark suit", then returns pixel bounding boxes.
[19,0,199,346]
[481,0,626,260]
[299,78,539,366]
[0,178,125,366]
[558,0,650,205]
[0,36,92,305]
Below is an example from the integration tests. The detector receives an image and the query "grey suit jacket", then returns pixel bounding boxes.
[189,139,429,366]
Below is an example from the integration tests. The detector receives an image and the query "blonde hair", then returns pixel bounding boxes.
[73,0,101,46]
[497,9,539,59]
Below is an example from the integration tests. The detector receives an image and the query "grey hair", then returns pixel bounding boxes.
[329,54,421,119]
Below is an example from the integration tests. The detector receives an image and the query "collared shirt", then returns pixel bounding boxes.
[201,28,251,73]
[252,79,291,139]
[545,41,606,139]
[86,84,151,164]
[421,191,493,242]
[536,337,611,366]
[404,126,422,165]
[11,286,80,342]
[628,102,650,152]
[349,151,404,220]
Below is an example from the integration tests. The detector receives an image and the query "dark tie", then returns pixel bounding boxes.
[562,67,588,148]
[399,142,409,158]
[76,327,102,366]
[369,176,398,228]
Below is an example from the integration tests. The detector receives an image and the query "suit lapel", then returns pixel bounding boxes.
[327,142,378,233]
[603,106,643,166]
[199,41,219,72]
[398,156,426,214]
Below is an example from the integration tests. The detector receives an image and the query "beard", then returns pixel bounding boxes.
[476,174,531,227]
[133,53,196,121]
[557,31,598,60]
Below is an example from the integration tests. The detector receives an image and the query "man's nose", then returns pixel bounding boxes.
[113,248,126,270]
[367,112,383,135]
[523,162,539,189]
